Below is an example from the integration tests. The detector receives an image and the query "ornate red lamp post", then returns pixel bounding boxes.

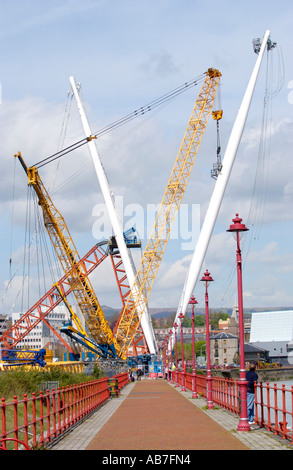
[173,322,179,387]
[178,312,186,392]
[163,336,168,379]
[200,269,214,409]
[168,329,173,382]
[189,295,198,398]
[227,213,250,431]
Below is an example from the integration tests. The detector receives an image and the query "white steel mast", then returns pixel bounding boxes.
[69,76,157,355]
[169,30,271,348]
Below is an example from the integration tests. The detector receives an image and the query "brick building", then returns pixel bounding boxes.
[210,332,238,366]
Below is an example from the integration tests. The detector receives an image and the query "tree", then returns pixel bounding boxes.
[165,312,176,328]
[209,311,229,330]
[183,314,205,328]
[195,340,206,358]
[194,315,205,327]
[176,340,206,361]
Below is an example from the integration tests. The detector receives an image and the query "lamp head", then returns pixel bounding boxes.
[200,269,214,284]
[189,295,198,306]
[227,213,248,233]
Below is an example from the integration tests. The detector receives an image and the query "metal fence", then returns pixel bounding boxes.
[254,381,293,442]
[0,372,128,450]
[171,370,293,443]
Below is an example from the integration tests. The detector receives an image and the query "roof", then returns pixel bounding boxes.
[210,332,238,340]
[250,340,289,357]
[245,343,269,353]
[250,310,293,342]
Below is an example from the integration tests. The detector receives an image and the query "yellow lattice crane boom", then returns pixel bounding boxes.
[15,152,120,358]
[114,68,222,357]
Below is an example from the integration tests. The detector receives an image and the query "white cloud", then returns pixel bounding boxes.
[247,241,293,273]
[1,1,293,318]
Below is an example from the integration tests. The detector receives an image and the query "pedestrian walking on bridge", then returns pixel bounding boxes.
[246,362,258,424]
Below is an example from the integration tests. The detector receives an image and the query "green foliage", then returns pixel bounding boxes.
[209,311,229,329]
[0,368,97,400]
[175,340,206,361]
[92,364,106,379]
[182,314,205,328]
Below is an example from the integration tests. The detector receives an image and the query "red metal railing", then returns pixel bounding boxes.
[254,381,293,442]
[172,371,207,396]
[171,371,293,443]
[0,373,128,450]
[212,376,240,414]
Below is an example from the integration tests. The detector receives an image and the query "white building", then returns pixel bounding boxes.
[249,310,293,365]
[12,306,71,350]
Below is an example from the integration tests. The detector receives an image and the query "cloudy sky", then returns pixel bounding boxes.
[0,0,292,317]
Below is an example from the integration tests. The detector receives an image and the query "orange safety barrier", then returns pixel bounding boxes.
[0,373,129,450]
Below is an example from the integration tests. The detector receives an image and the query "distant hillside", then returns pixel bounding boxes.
[150,306,293,318]
[101,305,293,320]
[149,307,231,318]
[101,305,121,318]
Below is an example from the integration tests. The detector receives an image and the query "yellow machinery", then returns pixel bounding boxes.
[14,67,221,360]
[114,68,222,357]
[15,152,120,358]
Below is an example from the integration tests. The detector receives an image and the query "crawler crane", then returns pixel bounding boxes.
[0,239,109,352]
[7,68,220,361]
[14,152,120,358]
[114,68,222,357]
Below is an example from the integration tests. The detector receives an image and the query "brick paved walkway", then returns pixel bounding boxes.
[86,379,247,450]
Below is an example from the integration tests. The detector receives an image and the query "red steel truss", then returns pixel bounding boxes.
[110,251,148,355]
[0,242,108,350]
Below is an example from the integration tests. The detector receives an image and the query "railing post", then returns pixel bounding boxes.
[291,386,293,444]
[46,389,51,443]
[66,386,70,429]
[57,387,62,435]
[61,386,66,432]
[280,384,288,439]
[73,384,77,424]
[1,398,7,450]
[266,382,272,431]
[273,383,279,435]
[13,396,18,450]
[32,392,37,447]
[236,381,240,415]
[256,381,265,428]
[23,394,29,449]
[232,379,237,414]
[39,391,44,446]
[52,388,57,438]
